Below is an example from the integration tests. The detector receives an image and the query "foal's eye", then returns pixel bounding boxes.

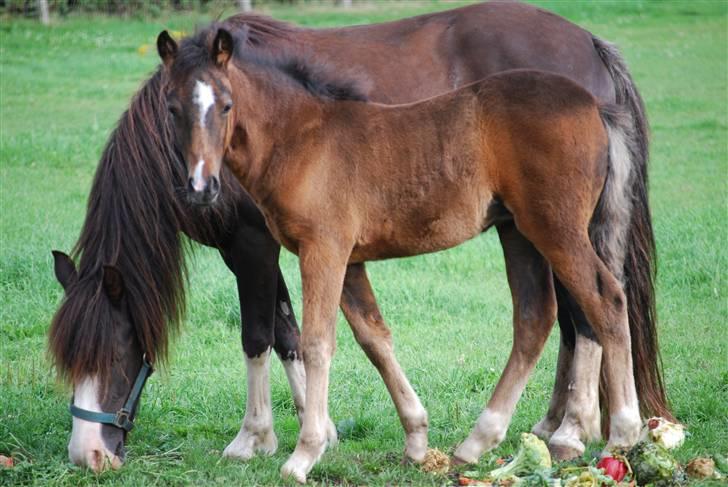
[168,106,179,118]
[222,102,233,115]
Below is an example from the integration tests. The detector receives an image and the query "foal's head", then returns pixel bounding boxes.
[157,29,235,206]
[157,25,369,207]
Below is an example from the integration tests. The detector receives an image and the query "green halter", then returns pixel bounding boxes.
[69,355,153,432]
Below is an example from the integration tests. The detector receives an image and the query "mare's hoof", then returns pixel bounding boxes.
[548,441,584,461]
[281,461,307,484]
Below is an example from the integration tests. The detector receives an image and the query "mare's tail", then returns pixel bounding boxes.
[592,37,673,420]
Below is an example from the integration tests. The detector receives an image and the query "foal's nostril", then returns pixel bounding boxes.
[208,176,220,195]
[187,177,200,193]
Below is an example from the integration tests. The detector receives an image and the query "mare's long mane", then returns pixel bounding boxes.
[48,13,359,385]
[49,71,189,385]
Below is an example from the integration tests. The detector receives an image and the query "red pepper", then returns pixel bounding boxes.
[597,456,628,482]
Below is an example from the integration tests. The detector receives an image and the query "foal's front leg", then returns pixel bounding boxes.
[281,244,349,484]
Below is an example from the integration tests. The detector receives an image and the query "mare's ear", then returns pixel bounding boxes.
[102,265,125,306]
[52,250,77,290]
[212,28,234,68]
[157,30,178,68]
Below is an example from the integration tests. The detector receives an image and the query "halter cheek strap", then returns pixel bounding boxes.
[69,356,153,432]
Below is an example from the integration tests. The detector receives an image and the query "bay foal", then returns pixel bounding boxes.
[157,28,644,482]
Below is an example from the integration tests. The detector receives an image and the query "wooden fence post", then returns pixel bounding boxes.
[238,0,253,12]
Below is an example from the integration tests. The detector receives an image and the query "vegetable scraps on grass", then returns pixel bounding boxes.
[488,433,552,480]
[455,417,720,486]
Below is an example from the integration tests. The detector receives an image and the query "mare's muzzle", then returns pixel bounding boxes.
[187,175,220,205]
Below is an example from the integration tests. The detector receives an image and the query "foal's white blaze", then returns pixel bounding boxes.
[223,348,277,460]
[192,159,206,192]
[193,80,215,127]
[68,377,122,471]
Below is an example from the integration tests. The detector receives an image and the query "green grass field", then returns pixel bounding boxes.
[1,1,726,485]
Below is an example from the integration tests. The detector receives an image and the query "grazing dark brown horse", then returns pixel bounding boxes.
[49,2,668,472]
[157,24,651,482]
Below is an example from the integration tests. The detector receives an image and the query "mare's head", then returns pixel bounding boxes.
[49,251,143,471]
[157,29,235,206]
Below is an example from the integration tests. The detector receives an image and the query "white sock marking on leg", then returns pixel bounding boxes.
[224,348,277,460]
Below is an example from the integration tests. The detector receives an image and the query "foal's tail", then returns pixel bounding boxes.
[593,35,674,422]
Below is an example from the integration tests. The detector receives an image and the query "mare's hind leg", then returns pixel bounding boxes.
[339,263,429,462]
[545,282,602,459]
[453,222,557,464]
[533,284,602,447]
[219,224,281,460]
[531,304,574,440]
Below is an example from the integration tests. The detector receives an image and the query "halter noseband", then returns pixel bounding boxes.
[69,355,153,432]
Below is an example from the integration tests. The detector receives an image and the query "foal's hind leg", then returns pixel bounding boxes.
[453,223,557,464]
[516,222,640,453]
[340,263,429,463]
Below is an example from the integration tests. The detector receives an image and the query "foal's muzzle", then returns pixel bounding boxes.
[187,175,220,206]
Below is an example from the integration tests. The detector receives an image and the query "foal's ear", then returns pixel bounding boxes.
[157,30,178,68]
[52,250,77,290]
[212,28,234,68]
[102,265,125,306]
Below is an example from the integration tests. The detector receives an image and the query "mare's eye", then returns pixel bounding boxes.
[168,105,179,118]
[222,102,233,115]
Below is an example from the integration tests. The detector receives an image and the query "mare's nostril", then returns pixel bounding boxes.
[187,177,197,193]
[115,440,125,459]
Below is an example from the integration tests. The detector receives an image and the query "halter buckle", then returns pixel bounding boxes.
[114,408,133,430]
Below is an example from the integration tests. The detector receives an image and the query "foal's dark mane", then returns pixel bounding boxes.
[175,22,369,102]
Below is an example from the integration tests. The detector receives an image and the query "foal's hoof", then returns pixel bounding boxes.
[452,441,482,466]
[450,455,472,466]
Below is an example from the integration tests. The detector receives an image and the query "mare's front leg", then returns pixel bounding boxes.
[453,222,557,464]
[281,242,350,484]
[340,263,429,462]
[219,222,281,461]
